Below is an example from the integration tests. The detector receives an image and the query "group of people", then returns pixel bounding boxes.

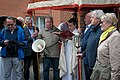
[77,10,120,80]
[58,9,120,80]
[0,9,120,80]
[0,16,63,80]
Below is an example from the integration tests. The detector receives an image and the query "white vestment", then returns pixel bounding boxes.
[59,29,78,80]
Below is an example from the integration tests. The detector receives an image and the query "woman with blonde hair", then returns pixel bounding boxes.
[91,13,120,80]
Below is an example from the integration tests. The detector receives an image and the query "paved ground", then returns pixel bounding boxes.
[0,57,53,80]
[30,63,53,80]
[30,63,43,80]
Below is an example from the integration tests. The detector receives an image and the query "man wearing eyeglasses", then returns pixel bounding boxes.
[0,16,27,80]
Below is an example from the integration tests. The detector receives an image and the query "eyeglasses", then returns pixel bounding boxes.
[7,24,14,26]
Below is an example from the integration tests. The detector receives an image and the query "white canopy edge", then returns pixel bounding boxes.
[27,0,76,10]
[27,0,120,11]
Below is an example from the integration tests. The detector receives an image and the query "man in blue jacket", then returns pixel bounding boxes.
[77,10,104,80]
[0,16,27,80]
[84,10,104,80]
[80,12,93,80]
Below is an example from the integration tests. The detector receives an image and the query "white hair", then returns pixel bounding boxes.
[17,17,24,23]
[91,10,104,19]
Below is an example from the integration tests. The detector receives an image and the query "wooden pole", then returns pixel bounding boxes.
[77,11,82,80]
[33,11,36,31]
[32,8,40,80]
[77,12,80,29]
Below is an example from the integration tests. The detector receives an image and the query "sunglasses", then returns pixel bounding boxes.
[7,24,14,26]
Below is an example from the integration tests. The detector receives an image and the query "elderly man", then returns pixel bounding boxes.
[83,10,104,80]
[0,16,27,80]
[23,17,39,80]
[76,12,93,80]
[37,16,60,80]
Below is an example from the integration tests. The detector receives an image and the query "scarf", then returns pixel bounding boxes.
[99,26,116,44]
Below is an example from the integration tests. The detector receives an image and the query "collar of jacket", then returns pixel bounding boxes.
[26,26,34,30]
[92,24,100,32]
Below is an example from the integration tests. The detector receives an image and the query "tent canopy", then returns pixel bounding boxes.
[27,0,120,12]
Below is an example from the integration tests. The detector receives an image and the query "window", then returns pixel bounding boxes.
[36,16,45,32]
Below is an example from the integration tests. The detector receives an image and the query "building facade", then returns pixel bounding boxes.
[0,0,74,29]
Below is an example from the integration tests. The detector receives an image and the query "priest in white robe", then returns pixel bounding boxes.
[59,18,79,80]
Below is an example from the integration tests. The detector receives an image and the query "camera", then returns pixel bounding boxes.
[6,40,18,55]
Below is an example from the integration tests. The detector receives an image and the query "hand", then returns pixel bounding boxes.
[4,40,9,45]
[53,32,61,35]
[66,36,72,40]
[76,53,83,58]
[78,27,82,33]
[34,30,39,35]
[31,31,38,38]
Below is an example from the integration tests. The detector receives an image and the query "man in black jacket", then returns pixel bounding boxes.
[23,17,39,80]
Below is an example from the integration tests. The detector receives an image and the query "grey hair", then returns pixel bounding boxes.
[91,10,104,19]
[101,13,118,25]
[25,17,32,23]
[24,17,35,26]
